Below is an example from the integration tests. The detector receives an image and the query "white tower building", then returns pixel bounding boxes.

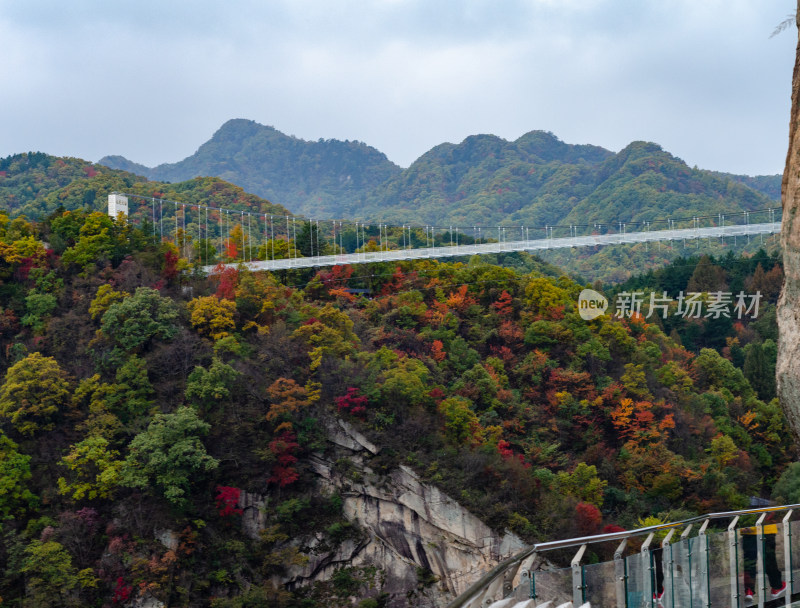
[108,193,129,219]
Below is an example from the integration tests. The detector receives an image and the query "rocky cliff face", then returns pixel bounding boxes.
[777,6,800,442]
[236,417,525,607]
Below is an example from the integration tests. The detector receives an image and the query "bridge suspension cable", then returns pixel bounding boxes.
[107,193,782,273]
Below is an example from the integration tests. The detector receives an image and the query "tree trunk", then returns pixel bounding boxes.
[776,2,800,441]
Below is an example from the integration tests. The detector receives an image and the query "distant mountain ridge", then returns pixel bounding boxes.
[354,137,780,227]
[100,119,781,228]
[707,171,782,201]
[100,119,402,218]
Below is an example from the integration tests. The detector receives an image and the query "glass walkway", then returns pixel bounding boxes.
[449,505,800,608]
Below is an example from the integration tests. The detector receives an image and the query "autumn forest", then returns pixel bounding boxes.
[0,151,795,607]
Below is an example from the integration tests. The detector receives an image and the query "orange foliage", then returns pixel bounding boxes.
[424,300,450,328]
[739,410,757,430]
[610,397,635,429]
[431,339,446,362]
[328,288,357,302]
[265,378,310,430]
[547,368,595,400]
[610,397,673,445]
[446,285,477,312]
[498,320,523,345]
[545,304,565,321]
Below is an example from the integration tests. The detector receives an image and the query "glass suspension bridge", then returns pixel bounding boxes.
[107,193,782,274]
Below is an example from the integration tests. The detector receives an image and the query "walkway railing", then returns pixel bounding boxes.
[450,504,800,608]
[203,221,782,274]
[107,193,783,272]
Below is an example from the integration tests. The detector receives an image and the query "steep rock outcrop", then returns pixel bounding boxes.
[777,6,800,442]
[238,417,525,607]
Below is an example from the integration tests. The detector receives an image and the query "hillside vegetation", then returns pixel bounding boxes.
[0,152,291,221]
[0,196,794,605]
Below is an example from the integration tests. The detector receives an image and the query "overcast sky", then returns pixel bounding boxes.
[0,0,796,176]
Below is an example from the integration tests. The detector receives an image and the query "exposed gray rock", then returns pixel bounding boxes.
[154,528,179,551]
[241,416,525,607]
[131,594,165,608]
[324,417,379,454]
[239,489,269,540]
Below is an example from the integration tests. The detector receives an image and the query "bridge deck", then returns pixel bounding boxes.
[203,221,780,273]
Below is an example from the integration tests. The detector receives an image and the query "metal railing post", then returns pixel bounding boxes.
[514,551,536,602]
[615,538,628,608]
[642,532,654,608]
[501,559,522,598]
[729,516,740,608]
[680,525,694,608]
[783,510,793,608]
[757,512,767,608]
[572,543,587,607]
[698,518,711,608]
[661,529,675,608]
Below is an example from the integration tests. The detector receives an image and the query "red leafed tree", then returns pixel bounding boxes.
[214,265,239,300]
[575,502,603,535]
[215,486,243,517]
[162,248,179,283]
[380,267,407,295]
[428,387,445,403]
[317,264,354,289]
[492,290,513,317]
[225,239,238,261]
[112,577,133,604]
[268,431,300,487]
[15,257,37,282]
[335,387,368,418]
[490,345,515,366]
[496,439,514,460]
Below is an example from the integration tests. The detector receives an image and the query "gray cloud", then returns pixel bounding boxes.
[0,0,795,176]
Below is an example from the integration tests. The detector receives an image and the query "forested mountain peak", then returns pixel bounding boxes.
[100,119,402,219]
[95,155,151,177]
[211,117,278,143]
[514,130,613,164]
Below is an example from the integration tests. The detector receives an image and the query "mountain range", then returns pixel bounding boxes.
[100,119,782,227]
